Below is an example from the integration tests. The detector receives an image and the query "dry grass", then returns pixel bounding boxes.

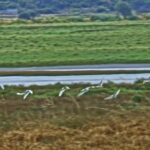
[0,111,149,150]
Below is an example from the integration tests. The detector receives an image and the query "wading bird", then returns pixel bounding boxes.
[58,86,70,97]
[17,90,33,100]
[104,89,121,100]
[77,87,90,97]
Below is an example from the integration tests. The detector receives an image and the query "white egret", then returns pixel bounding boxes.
[143,80,150,84]
[77,87,90,97]
[77,81,103,97]
[17,90,33,100]
[58,86,70,97]
[104,89,121,100]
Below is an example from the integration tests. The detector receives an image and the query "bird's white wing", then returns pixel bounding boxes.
[114,89,120,98]
[77,90,88,97]
[91,85,96,89]
[77,86,90,97]
[77,91,85,97]
[17,92,24,96]
[143,80,150,84]
[95,80,103,88]
[0,85,5,90]
[58,89,65,97]
[100,80,104,87]
[23,92,30,100]
[25,90,33,94]
[85,87,91,90]
[104,94,114,100]
[28,90,33,94]
[65,86,70,90]
[92,80,103,88]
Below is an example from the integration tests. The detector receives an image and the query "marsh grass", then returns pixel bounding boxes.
[0,82,150,121]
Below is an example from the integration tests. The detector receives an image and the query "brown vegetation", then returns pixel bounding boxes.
[0,83,150,149]
[0,111,149,150]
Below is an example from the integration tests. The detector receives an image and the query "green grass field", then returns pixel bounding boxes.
[0,20,150,67]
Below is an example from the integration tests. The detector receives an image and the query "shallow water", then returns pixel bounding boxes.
[0,73,150,86]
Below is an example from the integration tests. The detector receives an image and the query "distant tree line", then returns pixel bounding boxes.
[0,0,150,19]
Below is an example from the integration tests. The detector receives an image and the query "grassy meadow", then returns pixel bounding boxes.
[0,20,150,67]
[0,82,150,149]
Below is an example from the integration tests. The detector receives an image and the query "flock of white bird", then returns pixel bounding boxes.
[0,79,149,100]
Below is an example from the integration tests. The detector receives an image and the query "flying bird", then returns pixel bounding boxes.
[77,87,90,97]
[77,81,103,97]
[17,90,33,100]
[58,86,70,97]
[143,80,150,84]
[104,89,121,100]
